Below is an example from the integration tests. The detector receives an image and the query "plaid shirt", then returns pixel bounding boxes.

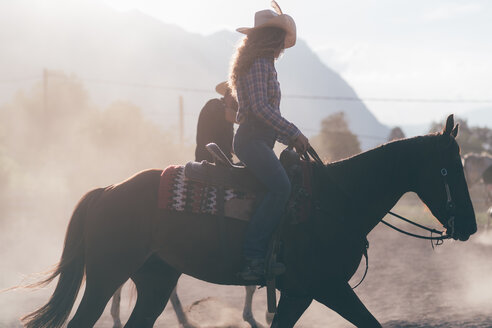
[236,57,300,145]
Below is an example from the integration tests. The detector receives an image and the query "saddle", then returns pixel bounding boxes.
[184,144,264,192]
[184,143,303,193]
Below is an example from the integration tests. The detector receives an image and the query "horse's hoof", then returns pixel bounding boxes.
[181,319,201,328]
[243,316,259,328]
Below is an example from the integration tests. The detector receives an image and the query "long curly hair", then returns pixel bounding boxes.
[228,27,286,96]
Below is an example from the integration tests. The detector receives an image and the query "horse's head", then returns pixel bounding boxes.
[415,114,477,241]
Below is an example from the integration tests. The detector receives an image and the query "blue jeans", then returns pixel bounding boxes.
[233,121,291,259]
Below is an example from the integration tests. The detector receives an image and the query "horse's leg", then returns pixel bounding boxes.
[265,309,275,325]
[68,235,147,327]
[242,285,274,326]
[111,285,123,328]
[270,293,312,328]
[485,185,491,231]
[169,286,199,328]
[242,285,260,327]
[67,275,126,328]
[124,257,181,328]
[314,282,381,328]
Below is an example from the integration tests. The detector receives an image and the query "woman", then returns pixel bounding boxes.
[229,5,309,280]
[195,82,238,163]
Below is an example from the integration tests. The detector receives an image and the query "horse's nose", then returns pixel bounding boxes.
[458,221,477,241]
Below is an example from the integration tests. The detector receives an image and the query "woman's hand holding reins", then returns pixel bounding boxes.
[293,133,310,154]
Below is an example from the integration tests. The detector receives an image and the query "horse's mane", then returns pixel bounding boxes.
[304,133,443,201]
[323,133,439,170]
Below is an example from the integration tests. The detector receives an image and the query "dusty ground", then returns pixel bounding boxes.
[2,208,492,328]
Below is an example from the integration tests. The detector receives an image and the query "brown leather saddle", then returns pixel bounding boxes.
[184,142,302,191]
[184,143,264,191]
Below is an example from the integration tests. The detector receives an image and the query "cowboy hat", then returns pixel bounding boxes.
[236,3,296,48]
[215,81,230,96]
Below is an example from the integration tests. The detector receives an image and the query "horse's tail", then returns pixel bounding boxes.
[21,187,104,328]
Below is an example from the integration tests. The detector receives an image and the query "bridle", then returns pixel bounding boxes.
[441,166,457,238]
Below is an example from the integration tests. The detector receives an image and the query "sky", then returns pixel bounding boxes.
[103,0,492,127]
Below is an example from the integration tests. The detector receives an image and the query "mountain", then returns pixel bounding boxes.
[0,0,389,149]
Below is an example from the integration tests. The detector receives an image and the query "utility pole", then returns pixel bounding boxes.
[179,95,184,145]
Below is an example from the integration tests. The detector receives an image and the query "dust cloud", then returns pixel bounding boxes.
[1,78,492,327]
[0,74,193,325]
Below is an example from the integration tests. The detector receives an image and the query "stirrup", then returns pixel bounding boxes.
[239,258,265,281]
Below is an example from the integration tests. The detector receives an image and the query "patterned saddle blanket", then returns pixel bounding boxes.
[158,165,257,221]
[158,156,314,222]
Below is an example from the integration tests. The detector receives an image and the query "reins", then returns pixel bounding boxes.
[383,212,450,241]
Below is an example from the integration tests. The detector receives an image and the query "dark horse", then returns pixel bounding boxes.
[22,115,476,328]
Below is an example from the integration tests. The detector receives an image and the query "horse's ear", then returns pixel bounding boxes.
[442,114,454,136]
[451,123,459,138]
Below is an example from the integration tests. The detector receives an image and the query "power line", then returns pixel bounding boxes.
[48,73,215,94]
[46,73,492,105]
[0,76,40,85]
[299,127,387,141]
[1,72,491,105]
[145,111,388,141]
[283,94,492,104]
